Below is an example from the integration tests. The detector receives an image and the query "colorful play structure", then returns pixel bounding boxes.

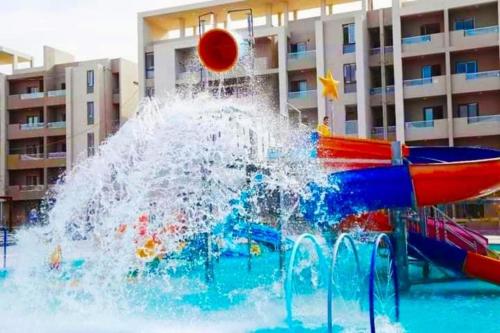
[195,23,500,287]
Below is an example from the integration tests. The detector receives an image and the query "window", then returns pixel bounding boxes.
[420,23,440,35]
[421,64,441,78]
[61,82,66,90]
[87,102,94,125]
[26,144,39,155]
[423,106,444,121]
[87,70,94,93]
[145,87,155,97]
[455,18,474,30]
[290,42,307,53]
[343,23,355,45]
[343,63,357,93]
[26,175,39,186]
[458,103,479,119]
[455,61,477,74]
[87,132,95,157]
[291,80,307,92]
[26,115,41,125]
[27,87,39,93]
[145,52,154,79]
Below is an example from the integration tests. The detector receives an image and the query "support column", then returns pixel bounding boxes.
[392,0,405,143]
[320,0,327,18]
[391,142,410,291]
[355,15,371,138]
[315,20,327,124]
[444,9,454,146]
[282,2,289,27]
[178,18,186,38]
[278,28,289,118]
[266,4,273,27]
[380,10,388,140]
[12,55,18,72]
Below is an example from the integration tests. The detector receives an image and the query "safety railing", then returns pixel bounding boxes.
[465,70,500,80]
[403,77,433,86]
[47,89,66,97]
[369,86,394,95]
[20,122,45,130]
[19,92,45,100]
[288,50,316,60]
[48,152,66,159]
[288,89,317,99]
[20,184,45,192]
[20,153,44,160]
[47,121,66,129]
[464,25,499,36]
[402,35,431,44]
[369,46,393,55]
[465,114,500,124]
[405,120,434,128]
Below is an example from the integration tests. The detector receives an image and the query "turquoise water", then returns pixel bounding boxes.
[1,250,499,333]
[489,244,500,252]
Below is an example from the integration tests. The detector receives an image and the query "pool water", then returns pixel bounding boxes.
[1,249,498,333]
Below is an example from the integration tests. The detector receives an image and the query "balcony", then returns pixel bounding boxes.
[345,120,358,136]
[8,121,66,139]
[452,70,500,94]
[403,75,446,99]
[453,115,500,138]
[287,50,316,71]
[7,153,66,170]
[402,33,444,57]
[7,185,47,201]
[369,46,394,66]
[405,118,448,141]
[369,86,395,106]
[8,90,66,109]
[450,26,499,51]
[288,90,317,109]
[371,126,396,140]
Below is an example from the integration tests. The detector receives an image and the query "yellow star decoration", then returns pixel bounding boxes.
[319,71,340,101]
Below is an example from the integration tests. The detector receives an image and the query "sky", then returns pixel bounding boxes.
[0,0,203,68]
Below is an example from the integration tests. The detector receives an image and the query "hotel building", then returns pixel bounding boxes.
[0,46,138,225]
[138,0,499,221]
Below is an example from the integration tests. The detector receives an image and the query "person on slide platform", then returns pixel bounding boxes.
[317,116,331,137]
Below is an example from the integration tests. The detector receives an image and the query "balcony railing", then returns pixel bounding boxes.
[20,122,45,130]
[20,153,44,160]
[464,26,499,37]
[403,77,433,86]
[372,126,396,136]
[20,185,45,192]
[369,85,395,95]
[288,90,317,99]
[47,121,66,129]
[47,90,66,97]
[48,152,66,159]
[465,70,500,80]
[464,114,500,124]
[288,50,316,60]
[345,120,358,135]
[405,120,435,128]
[343,44,355,54]
[369,46,393,55]
[402,35,431,44]
[19,92,44,100]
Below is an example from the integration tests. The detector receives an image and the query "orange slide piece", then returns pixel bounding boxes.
[464,252,500,285]
[410,159,500,206]
[317,136,409,160]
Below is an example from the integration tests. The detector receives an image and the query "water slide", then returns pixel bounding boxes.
[305,135,500,284]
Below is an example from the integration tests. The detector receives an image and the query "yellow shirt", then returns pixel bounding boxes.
[317,123,331,137]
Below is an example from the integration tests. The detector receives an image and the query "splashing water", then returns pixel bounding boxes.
[0,92,335,332]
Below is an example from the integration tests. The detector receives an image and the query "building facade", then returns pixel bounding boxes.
[138,0,499,220]
[0,46,138,226]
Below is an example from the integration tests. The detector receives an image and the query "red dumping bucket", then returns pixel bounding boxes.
[198,28,239,73]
